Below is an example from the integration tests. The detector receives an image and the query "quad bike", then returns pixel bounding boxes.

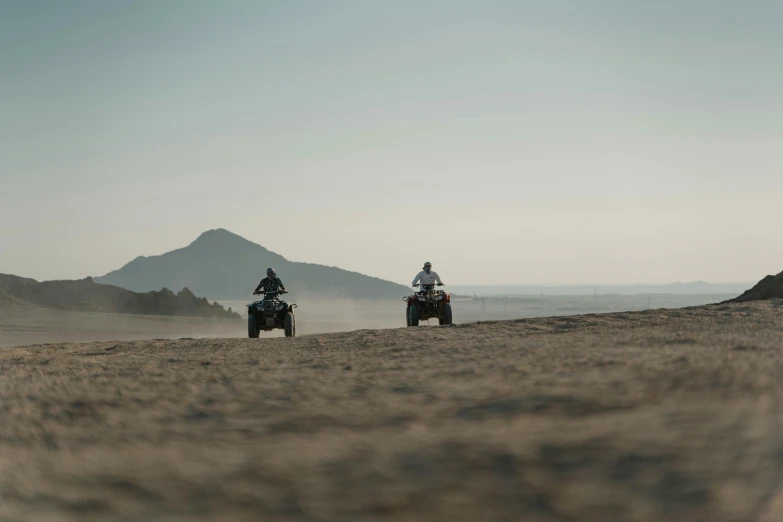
[404,284,453,326]
[247,290,297,338]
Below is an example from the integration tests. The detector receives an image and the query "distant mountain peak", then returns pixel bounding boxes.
[97,229,408,299]
[191,228,250,246]
[185,228,270,256]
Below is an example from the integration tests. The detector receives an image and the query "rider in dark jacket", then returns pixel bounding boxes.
[254,267,287,295]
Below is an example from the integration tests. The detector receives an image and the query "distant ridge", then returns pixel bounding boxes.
[0,273,240,319]
[96,228,409,300]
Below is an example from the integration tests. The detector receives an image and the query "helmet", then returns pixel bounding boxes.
[423,261,432,273]
[266,267,276,278]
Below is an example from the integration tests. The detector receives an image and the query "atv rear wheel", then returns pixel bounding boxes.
[284,311,296,337]
[440,303,453,325]
[408,305,420,327]
[248,315,259,338]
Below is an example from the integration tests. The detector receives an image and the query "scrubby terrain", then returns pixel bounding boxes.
[0,273,239,319]
[3,300,783,521]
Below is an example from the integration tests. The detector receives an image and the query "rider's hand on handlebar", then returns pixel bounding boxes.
[437,283,445,286]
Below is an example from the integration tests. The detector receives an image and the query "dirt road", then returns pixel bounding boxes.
[2,300,783,521]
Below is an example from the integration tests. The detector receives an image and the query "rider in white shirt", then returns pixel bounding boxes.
[412,262,443,288]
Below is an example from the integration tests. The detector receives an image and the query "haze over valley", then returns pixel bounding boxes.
[1,228,753,348]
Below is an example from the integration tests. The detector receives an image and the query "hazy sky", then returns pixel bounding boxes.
[1,0,781,285]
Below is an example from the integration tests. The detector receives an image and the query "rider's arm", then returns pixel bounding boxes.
[412,272,422,286]
[278,278,287,292]
[434,271,443,285]
[254,279,264,293]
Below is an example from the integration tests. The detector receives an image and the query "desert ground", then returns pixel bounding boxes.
[0,306,242,348]
[2,299,783,521]
[2,293,737,348]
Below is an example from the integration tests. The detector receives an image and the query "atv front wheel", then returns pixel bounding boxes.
[248,315,259,338]
[408,305,420,327]
[284,311,296,337]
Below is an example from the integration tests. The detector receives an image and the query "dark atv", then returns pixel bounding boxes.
[247,290,297,338]
[404,284,453,326]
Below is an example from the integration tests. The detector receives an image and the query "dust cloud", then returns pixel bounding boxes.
[219,297,406,337]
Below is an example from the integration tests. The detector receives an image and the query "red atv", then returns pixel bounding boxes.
[404,284,453,326]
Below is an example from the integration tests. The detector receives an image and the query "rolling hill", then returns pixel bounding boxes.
[95,228,410,300]
[0,273,239,319]
[726,270,783,303]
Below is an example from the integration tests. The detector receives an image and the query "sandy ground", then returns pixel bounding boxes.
[2,300,783,521]
[2,293,735,348]
[0,306,242,348]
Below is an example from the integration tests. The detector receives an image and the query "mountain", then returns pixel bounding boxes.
[0,273,240,319]
[726,271,783,303]
[95,229,409,300]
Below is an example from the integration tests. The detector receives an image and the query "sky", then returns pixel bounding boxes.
[1,0,781,286]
